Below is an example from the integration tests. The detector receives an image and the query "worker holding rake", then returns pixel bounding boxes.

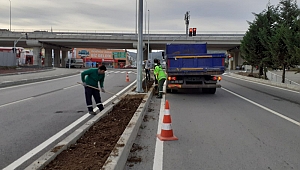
[81,65,107,115]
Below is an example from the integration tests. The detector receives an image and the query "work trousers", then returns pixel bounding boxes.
[145,68,150,81]
[84,86,104,112]
[158,78,166,97]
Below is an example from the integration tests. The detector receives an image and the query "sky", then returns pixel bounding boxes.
[0,0,283,34]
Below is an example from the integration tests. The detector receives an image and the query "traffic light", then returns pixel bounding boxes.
[193,28,197,36]
[189,28,193,37]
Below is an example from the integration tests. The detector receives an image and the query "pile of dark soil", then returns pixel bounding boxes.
[43,94,144,170]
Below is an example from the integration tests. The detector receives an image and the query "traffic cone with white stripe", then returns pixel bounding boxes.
[126,72,130,82]
[157,100,178,141]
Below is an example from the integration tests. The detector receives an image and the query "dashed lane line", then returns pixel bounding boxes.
[0,97,33,109]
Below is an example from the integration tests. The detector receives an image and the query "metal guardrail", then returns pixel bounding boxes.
[266,71,300,86]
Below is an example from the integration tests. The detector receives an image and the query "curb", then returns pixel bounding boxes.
[102,86,154,170]
[0,71,80,88]
[0,68,55,76]
[25,83,154,170]
[228,73,300,92]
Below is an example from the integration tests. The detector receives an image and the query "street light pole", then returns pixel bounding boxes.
[147,9,150,60]
[9,0,11,31]
[144,0,147,34]
[135,0,137,35]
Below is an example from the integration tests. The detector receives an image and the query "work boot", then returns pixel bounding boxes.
[89,111,97,115]
[98,104,104,112]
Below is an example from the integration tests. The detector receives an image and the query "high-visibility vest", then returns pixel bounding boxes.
[154,65,166,81]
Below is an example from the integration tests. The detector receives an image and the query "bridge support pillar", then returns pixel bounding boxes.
[61,50,68,68]
[44,48,52,67]
[54,49,60,67]
[32,47,41,66]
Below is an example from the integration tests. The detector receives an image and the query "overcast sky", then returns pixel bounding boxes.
[0,0,283,34]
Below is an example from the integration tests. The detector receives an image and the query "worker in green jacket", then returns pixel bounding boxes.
[81,65,107,115]
[154,59,166,99]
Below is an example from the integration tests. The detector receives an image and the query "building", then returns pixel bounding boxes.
[76,48,129,68]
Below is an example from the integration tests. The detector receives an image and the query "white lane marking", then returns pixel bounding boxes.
[63,84,80,90]
[120,71,126,74]
[222,87,300,126]
[128,71,132,74]
[0,97,33,108]
[153,83,166,170]
[114,71,120,73]
[224,74,300,94]
[3,80,137,170]
[0,74,80,91]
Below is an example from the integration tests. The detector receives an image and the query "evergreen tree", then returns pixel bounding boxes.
[269,0,300,83]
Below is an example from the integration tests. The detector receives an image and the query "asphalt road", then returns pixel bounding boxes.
[0,70,137,169]
[126,74,300,170]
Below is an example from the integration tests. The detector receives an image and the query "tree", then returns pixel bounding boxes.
[269,0,300,83]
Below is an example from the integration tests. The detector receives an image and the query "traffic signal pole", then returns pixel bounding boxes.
[184,11,190,37]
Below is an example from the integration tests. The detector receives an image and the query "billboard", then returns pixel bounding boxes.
[113,52,127,59]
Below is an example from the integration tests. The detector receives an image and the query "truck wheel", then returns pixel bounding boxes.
[202,88,216,94]
[166,89,177,93]
[209,88,216,94]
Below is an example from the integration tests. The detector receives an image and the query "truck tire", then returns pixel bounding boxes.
[202,88,216,94]
[166,89,177,93]
[209,88,216,94]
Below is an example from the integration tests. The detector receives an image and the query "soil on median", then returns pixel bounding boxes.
[43,95,144,170]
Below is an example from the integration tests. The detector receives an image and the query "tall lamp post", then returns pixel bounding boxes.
[147,9,150,60]
[9,0,11,31]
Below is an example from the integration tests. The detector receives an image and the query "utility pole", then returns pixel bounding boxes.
[136,0,144,93]
[184,11,190,37]
[9,0,11,31]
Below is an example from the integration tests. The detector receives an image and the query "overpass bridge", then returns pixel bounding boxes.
[0,31,244,68]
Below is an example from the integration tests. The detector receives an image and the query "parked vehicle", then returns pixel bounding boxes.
[165,44,225,94]
[65,58,84,68]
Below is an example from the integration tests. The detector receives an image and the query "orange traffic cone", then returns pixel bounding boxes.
[126,72,130,82]
[157,100,178,141]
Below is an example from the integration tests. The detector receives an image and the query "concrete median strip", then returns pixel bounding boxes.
[0,72,80,88]
[25,85,154,170]
[228,73,300,92]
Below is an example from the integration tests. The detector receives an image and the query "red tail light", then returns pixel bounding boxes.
[168,77,176,81]
[212,76,217,81]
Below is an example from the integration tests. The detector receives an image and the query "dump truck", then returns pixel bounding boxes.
[165,43,225,94]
